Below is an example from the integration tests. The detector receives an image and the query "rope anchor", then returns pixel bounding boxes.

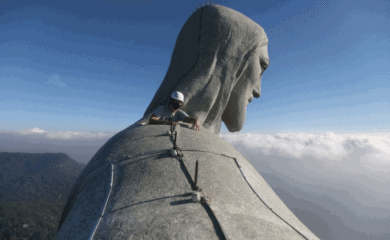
[194,160,199,190]
[174,131,178,149]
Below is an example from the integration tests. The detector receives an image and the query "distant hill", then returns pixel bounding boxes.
[0,152,86,239]
[0,152,85,203]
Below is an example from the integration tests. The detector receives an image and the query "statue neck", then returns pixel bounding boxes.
[207,119,222,135]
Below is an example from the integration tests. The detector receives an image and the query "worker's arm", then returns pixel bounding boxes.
[183,117,200,131]
[149,115,177,125]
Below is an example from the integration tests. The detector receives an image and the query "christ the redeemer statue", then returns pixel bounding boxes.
[56,4,320,240]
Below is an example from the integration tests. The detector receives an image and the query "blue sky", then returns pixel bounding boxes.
[1,2,389,238]
[1,0,389,134]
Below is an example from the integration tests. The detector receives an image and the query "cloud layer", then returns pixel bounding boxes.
[1,128,389,239]
[17,127,112,140]
[221,131,390,240]
[221,131,390,172]
[0,128,114,163]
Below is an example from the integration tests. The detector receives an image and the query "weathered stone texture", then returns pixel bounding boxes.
[56,125,320,240]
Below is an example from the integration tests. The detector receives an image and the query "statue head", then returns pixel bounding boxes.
[143,4,269,134]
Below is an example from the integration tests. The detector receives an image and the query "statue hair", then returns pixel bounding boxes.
[137,4,268,134]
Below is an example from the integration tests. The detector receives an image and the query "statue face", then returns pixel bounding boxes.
[222,45,269,132]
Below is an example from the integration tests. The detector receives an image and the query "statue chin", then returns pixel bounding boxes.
[223,119,244,132]
[221,104,246,132]
[55,4,320,240]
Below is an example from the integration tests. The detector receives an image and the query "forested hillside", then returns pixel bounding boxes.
[0,152,86,239]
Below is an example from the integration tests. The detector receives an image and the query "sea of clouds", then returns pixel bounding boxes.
[1,128,389,239]
[221,132,390,240]
[221,131,390,173]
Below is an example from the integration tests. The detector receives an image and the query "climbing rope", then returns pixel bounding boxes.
[71,149,168,240]
[76,123,311,240]
[232,157,311,240]
[89,164,114,240]
[76,149,169,194]
[169,124,229,240]
[178,149,311,239]
[170,124,311,240]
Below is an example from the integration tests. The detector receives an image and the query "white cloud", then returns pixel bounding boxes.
[46,74,66,87]
[19,127,47,134]
[45,131,111,140]
[221,131,390,171]
[15,127,112,140]
[221,131,390,239]
[0,128,115,163]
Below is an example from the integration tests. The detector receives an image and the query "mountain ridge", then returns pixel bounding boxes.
[0,151,86,239]
[0,151,86,203]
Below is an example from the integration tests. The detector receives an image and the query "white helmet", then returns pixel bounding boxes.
[171,91,185,102]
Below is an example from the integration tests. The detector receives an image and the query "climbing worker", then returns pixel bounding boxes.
[149,91,200,131]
